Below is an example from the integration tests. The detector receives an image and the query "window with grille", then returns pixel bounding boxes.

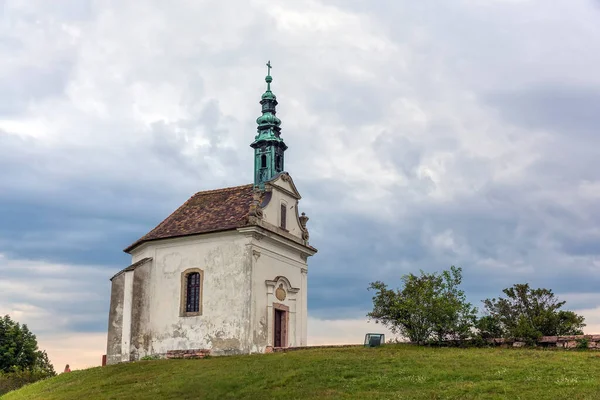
[186,272,201,313]
[280,204,287,229]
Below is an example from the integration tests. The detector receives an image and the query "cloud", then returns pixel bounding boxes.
[487,85,600,136]
[1,0,600,369]
[0,254,111,333]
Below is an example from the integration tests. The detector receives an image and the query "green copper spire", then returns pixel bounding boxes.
[251,61,287,189]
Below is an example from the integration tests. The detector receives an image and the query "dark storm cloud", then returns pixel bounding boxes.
[303,155,600,314]
[0,128,192,266]
[486,85,600,137]
[559,234,600,257]
[0,257,110,335]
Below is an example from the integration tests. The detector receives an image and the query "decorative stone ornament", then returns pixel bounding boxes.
[299,212,309,228]
[275,284,287,301]
[299,212,310,241]
[249,189,264,218]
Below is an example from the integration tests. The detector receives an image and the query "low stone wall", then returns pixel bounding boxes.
[165,349,211,359]
[487,335,600,349]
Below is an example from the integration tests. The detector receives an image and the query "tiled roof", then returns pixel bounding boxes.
[124,184,255,253]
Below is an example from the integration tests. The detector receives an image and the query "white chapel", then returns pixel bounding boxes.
[106,63,317,364]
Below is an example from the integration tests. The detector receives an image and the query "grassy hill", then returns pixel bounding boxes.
[4,344,600,400]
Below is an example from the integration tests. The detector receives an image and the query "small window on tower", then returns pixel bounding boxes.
[261,154,267,168]
[276,155,282,170]
[280,204,287,229]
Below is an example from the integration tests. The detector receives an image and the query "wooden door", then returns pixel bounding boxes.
[274,309,283,347]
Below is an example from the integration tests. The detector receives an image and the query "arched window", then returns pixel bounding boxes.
[180,269,203,316]
[280,203,287,229]
[261,154,267,168]
[186,273,200,313]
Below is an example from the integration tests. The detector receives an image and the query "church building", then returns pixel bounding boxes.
[106,64,317,364]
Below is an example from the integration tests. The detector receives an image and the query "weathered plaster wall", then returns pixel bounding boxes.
[263,175,305,240]
[120,270,134,362]
[106,274,124,365]
[249,233,308,352]
[130,261,152,361]
[127,232,254,359]
[253,177,313,350]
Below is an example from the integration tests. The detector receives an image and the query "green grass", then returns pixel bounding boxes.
[4,345,600,399]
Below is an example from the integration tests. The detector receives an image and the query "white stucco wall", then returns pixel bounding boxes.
[121,271,134,362]
[248,234,308,350]
[261,175,306,241]
[127,231,254,358]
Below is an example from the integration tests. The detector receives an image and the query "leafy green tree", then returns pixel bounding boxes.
[481,284,585,341]
[431,267,478,342]
[0,315,55,375]
[367,266,477,344]
[474,315,503,339]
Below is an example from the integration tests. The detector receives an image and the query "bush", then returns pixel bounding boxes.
[0,369,54,396]
[140,354,161,361]
[468,336,492,348]
[576,338,589,350]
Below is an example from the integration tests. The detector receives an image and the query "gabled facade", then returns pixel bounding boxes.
[106,64,317,364]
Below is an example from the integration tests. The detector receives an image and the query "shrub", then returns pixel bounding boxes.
[576,338,589,350]
[0,369,54,396]
[140,354,161,361]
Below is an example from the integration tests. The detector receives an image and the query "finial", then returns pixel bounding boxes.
[265,60,273,91]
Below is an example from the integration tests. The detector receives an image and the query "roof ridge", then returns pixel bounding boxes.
[191,183,253,197]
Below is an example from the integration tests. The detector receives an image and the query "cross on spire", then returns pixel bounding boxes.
[266,60,272,76]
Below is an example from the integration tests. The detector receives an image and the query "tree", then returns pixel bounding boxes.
[367,266,477,344]
[474,315,503,339]
[0,315,55,375]
[481,284,585,342]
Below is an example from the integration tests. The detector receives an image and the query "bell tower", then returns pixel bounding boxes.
[251,61,288,189]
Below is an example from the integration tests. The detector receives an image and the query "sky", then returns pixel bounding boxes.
[1,0,600,370]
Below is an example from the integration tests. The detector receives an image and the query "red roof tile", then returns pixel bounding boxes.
[124,184,254,253]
